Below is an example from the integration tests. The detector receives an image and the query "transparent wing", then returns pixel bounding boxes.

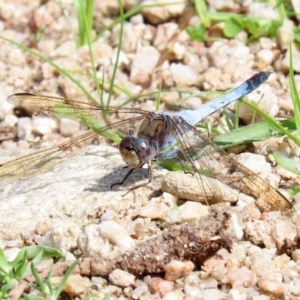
[160,117,294,217]
[1,93,149,183]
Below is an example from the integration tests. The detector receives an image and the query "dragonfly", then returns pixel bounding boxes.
[0,71,295,216]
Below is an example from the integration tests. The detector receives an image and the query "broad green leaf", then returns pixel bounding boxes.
[224,18,242,37]
[273,152,300,176]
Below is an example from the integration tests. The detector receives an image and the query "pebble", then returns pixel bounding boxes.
[271,220,298,253]
[170,63,198,87]
[149,277,175,294]
[256,49,274,65]
[109,269,135,287]
[240,83,279,123]
[132,282,148,299]
[59,118,81,137]
[142,0,185,25]
[31,115,58,136]
[78,221,135,258]
[61,274,91,297]
[38,222,80,253]
[227,266,256,288]
[163,260,194,281]
[130,46,160,86]
[257,278,285,296]
[17,117,32,140]
[166,201,209,224]
[276,19,295,50]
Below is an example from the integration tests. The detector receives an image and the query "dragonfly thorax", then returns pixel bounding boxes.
[119,135,157,169]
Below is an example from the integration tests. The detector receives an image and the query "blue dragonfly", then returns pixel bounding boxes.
[0,71,294,215]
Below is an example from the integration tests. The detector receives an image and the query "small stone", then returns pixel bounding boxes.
[142,0,185,25]
[39,223,80,253]
[257,49,274,65]
[257,278,285,296]
[130,46,160,86]
[17,117,32,140]
[292,249,300,262]
[32,115,58,136]
[35,220,51,235]
[109,269,135,287]
[132,282,148,299]
[59,118,80,137]
[239,83,279,123]
[1,114,18,127]
[78,221,135,258]
[276,19,295,50]
[166,201,209,224]
[170,63,198,87]
[202,288,221,300]
[149,277,174,295]
[227,266,256,288]
[271,220,298,253]
[62,274,91,297]
[163,260,194,281]
[50,41,76,58]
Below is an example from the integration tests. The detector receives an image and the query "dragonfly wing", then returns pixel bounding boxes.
[160,117,294,217]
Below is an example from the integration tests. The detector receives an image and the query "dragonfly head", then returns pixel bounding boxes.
[119,135,150,169]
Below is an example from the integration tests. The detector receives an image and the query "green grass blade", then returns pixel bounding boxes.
[240,99,300,146]
[194,0,210,27]
[289,44,300,136]
[54,260,78,298]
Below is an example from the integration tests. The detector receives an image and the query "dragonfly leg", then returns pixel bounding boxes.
[121,163,153,196]
[110,167,135,190]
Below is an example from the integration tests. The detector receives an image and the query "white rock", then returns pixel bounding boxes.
[17,117,32,140]
[59,118,80,137]
[50,40,76,58]
[109,269,135,287]
[277,19,295,50]
[39,223,80,253]
[170,63,198,87]
[32,115,58,136]
[257,49,274,65]
[142,0,185,24]
[271,220,298,251]
[63,274,91,297]
[281,45,300,72]
[166,201,209,224]
[249,3,278,20]
[239,83,279,123]
[202,288,221,300]
[1,114,18,127]
[132,282,148,299]
[130,46,160,86]
[207,40,253,70]
[184,284,203,299]
[1,140,18,151]
[78,221,135,258]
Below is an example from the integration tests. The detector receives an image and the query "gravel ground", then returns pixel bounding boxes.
[1,0,300,299]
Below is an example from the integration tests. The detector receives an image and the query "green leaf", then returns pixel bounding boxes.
[224,18,242,37]
[294,28,300,43]
[186,24,207,41]
[273,152,300,176]
[214,121,280,145]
